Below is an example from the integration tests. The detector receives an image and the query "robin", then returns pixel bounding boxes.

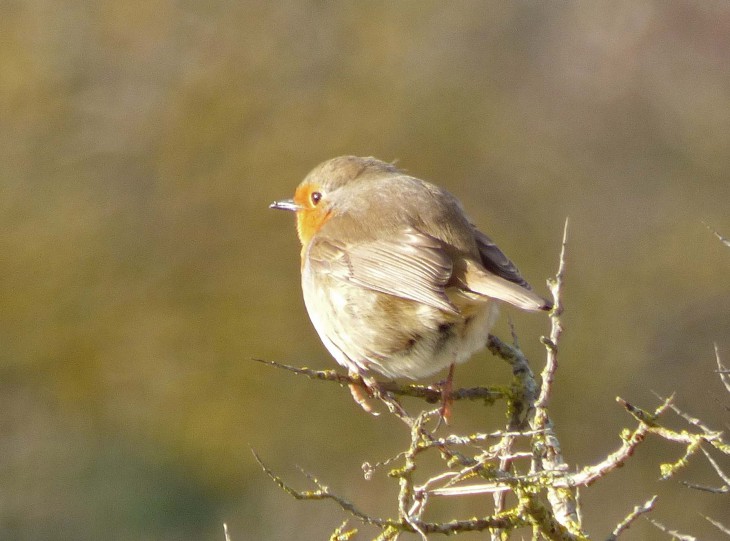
[270,156,550,414]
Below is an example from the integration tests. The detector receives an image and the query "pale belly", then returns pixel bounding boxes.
[302,269,499,380]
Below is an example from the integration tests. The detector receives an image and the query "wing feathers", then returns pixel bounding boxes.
[308,228,458,314]
[459,260,550,312]
[471,229,551,311]
[308,227,550,314]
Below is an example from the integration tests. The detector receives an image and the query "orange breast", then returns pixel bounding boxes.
[296,207,332,253]
[293,181,332,263]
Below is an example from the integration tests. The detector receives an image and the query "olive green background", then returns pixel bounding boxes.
[2,2,728,540]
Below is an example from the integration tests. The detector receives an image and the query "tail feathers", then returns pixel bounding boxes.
[461,260,551,312]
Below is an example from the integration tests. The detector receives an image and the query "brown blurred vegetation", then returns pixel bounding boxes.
[1,1,728,539]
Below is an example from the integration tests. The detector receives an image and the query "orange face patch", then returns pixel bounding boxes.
[293,183,332,252]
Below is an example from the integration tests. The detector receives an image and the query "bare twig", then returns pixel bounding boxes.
[252,449,395,529]
[702,221,730,248]
[537,217,568,409]
[652,390,724,439]
[330,522,358,541]
[486,331,539,539]
[681,480,730,494]
[530,218,580,532]
[396,413,428,540]
[260,445,526,537]
[255,427,526,537]
[700,446,730,487]
[715,343,730,394]
[492,318,538,533]
[606,495,657,541]
[645,517,698,540]
[252,358,504,403]
[428,482,514,496]
[704,515,730,536]
[420,428,545,449]
[555,396,673,488]
[487,335,539,427]
[681,447,730,493]
[646,392,729,480]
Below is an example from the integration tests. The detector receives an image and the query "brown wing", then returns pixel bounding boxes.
[307,228,458,315]
[473,229,533,289]
[466,228,551,311]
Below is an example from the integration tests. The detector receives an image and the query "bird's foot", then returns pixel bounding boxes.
[433,363,455,428]
[348,373,380,416]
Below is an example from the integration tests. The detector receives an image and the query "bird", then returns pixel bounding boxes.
[270,156,550,414]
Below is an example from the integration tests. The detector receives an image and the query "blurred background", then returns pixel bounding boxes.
[2,1,728,539]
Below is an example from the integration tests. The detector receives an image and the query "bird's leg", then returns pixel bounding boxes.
[435,363,455,426]
[348,371,380,416]
[348,373,413,420]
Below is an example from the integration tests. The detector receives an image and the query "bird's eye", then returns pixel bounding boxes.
[310,191,322,205]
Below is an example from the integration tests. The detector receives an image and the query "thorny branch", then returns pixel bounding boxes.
[529,219,581,536]
[703,221,730,248]
[252,450,396,530]
[646,517,698,541]
[254,219,730,539]
[606,496,657,541]
[714,342,730,395]
[252,358,504,404]
[704,515,730,537]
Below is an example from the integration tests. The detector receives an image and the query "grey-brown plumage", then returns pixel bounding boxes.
[272,156,550,380]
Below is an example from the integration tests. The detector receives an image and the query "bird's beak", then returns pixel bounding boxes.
[269,198,301,212]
